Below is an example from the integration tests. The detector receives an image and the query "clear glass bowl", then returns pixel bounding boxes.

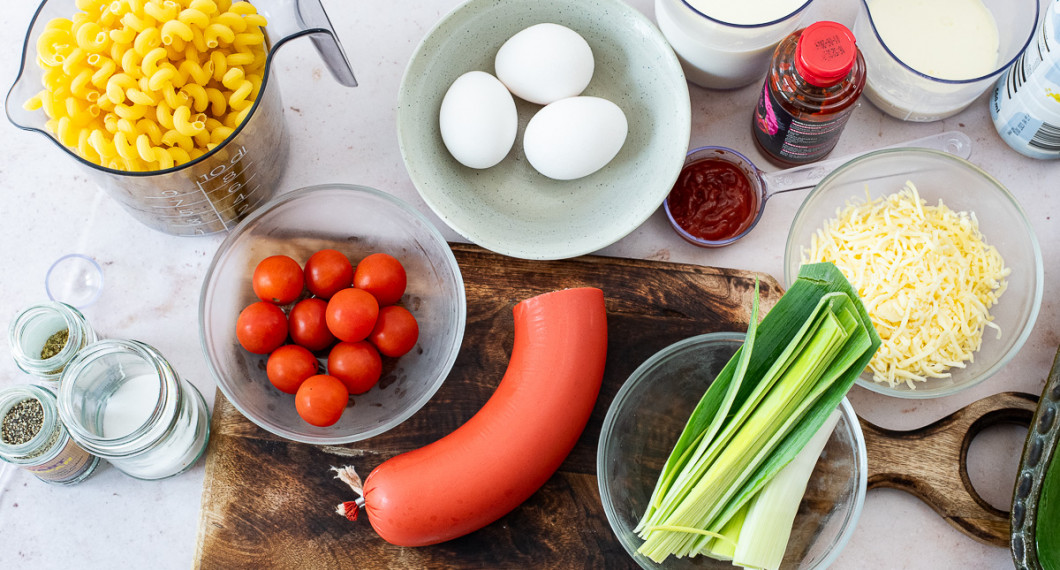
[199,184,466,444]
[597,332,867,569]
[784,148,1043,399]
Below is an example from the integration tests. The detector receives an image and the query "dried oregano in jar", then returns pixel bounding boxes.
[8,302,97,381]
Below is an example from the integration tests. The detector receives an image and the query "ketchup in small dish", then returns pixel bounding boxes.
[664,149,761,246]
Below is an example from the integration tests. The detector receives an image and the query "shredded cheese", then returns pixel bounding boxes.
[803,181,1009,389]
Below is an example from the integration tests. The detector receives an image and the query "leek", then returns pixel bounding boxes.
[705,502,748,561]
[635,262,880,564]
[733,410,843,570]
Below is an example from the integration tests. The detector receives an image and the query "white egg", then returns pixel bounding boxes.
[439,71,518,169]
[523,96,628,181]
[495,23,595,105]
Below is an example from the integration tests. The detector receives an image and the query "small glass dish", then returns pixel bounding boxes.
[664,132,973,248]
[597,332,867,569]
[199,184,466,445]
[784,148,1043,398]
[45,254,103,308]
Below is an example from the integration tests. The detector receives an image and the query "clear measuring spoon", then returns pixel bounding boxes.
[664,130,973,247]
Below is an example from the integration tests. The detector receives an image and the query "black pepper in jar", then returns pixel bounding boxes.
[0,385,99,484]
[1,398,44,446]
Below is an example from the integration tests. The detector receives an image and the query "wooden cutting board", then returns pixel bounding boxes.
[193,243,781,569]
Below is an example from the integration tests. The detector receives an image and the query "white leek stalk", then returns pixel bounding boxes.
[732,410,843,570]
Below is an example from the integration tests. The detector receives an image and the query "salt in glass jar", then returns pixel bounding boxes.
[8,301,97,381]
[57,339,210,480]
[0,384,99,485]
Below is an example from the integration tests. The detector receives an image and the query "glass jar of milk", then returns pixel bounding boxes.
[57,339,210,480]
[654,0,816,90]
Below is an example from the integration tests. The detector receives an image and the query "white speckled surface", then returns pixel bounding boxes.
[0,0,1056,568]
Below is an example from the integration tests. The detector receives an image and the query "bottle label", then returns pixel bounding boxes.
[753,82,852,163]
[990,1,1060,159]
[23,437,96,484]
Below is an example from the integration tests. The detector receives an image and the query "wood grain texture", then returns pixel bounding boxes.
[861,391,1038,547]
[193,243,780,569]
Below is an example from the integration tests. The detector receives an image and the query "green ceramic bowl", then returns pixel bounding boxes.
[397,0,691,260]
[1011,347,1060,570]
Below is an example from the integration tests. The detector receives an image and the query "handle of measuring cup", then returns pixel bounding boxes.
[264,0,357,86]
[761,131,974,197]
[295,0,357,87]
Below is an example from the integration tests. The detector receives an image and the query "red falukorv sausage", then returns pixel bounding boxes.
[334,287,608,546]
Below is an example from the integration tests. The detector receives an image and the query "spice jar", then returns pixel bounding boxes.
[0,384,99,485]
[752,21,866,165]
[57,339,210,480]
[9,301,98,381]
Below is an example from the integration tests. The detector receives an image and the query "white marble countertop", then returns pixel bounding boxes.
[0,0,1056,568]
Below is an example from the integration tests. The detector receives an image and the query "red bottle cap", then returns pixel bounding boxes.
[794,21,857,87]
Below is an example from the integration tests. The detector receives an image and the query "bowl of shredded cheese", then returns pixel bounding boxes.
[784,148,1043,398]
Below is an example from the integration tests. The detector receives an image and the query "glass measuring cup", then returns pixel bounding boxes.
[6,0,357,236]
[664,130,973,247]
[853,0,1039,122]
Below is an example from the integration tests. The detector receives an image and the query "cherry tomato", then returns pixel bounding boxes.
[353,253,408,306]
[236,301,288,354]
[368,305,419,357]
[288,298,336,352]
[327,341,383,395]
[295,374,349,427]
[326,287,379,342]
[304,249,354,299]
[252,255,304,305]
[266,344,320,394]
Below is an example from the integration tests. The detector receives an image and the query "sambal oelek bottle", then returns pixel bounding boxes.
[752,21,866,165]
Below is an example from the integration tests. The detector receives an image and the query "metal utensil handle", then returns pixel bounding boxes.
[761,131,974,196]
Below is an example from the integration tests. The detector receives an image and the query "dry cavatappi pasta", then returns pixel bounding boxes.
[24,0,269,172]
